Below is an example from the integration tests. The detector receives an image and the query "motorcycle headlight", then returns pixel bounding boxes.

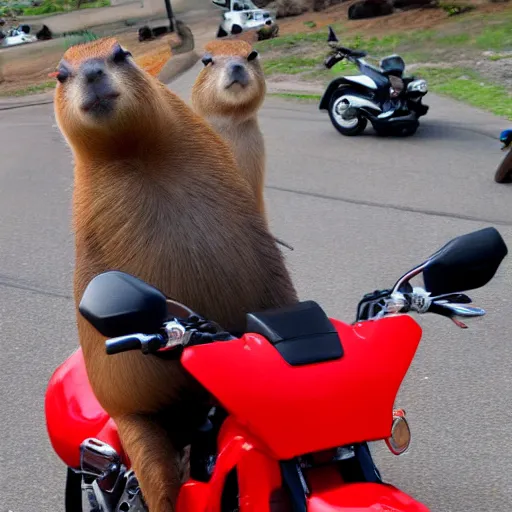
[385,409,411,456]
[407,79,428,94]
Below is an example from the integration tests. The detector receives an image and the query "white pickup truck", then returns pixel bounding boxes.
[212,0,276,37]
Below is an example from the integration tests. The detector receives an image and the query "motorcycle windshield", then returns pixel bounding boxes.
[181,315,422,460]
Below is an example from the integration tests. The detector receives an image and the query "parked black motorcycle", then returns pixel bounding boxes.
[319,27,429,137]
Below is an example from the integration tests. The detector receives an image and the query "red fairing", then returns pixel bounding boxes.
[181,315,422,460]
[45,315,421,470]
[306,466,430,511]
[44,348,128,468]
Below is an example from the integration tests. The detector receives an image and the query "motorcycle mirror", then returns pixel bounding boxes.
[422,227,508,297]
[327,26,339,44]
[79,271,169,338]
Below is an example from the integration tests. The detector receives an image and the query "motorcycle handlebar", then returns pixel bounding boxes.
[331,46,367,58]
[359,288,486,328]
[105,333,166,355]
[105,287,489,357]
[104,320,235,357]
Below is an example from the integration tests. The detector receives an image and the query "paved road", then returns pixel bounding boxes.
[1,65,511,512]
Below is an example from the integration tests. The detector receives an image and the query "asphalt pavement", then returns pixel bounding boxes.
[1,65,511,512]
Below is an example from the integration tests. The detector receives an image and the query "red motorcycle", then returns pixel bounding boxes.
[45,227,508,512]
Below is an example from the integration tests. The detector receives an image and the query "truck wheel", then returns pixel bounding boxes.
[231,24,242,35]
[328,89,367,136]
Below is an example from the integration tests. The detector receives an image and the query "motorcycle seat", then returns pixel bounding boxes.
[45,348,127,469]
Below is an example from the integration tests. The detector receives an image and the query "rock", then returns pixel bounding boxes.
[36,24,52,41]
[151,25,170,38]
[267,0,308,18]
[392,0,433,8]
[348,0,393,20]
[138,25,153,42]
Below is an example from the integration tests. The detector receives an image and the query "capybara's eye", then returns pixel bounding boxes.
[202,53,214,66]
[247,51,259,62]
[113,45,132,64]
[57,68,69,83]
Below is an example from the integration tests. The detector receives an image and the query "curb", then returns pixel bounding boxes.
[0,91,55,111]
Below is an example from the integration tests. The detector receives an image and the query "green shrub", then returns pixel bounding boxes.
[64,29,98,49]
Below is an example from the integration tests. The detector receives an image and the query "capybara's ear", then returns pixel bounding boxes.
[135,46,172,78]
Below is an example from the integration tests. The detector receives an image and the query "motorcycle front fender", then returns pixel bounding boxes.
[320,78,346,110]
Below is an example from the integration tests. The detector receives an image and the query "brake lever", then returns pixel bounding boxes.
[429,301,486,329]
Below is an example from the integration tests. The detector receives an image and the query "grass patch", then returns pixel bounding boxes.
[0,0,110,16]
[488,54,512,61]
[263,55,322,76]
[63,29,99,49]
[475,24,512,52]
[438,2,475,16]
[0,80,54,97]
[269,92,322,102]
[415,67,512,119]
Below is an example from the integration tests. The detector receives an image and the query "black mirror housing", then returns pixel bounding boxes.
[79,271,168,338]
[422,227,508,297]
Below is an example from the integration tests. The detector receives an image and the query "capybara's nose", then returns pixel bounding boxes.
[82,61,106,84]
[229,62,249,86]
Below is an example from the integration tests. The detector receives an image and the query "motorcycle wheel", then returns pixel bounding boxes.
[328,89,368,136]
[494,149,512,183]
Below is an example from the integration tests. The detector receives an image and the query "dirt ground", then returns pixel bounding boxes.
[276,0,511,37]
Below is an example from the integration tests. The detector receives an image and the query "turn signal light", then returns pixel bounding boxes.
[385,409,411,456]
